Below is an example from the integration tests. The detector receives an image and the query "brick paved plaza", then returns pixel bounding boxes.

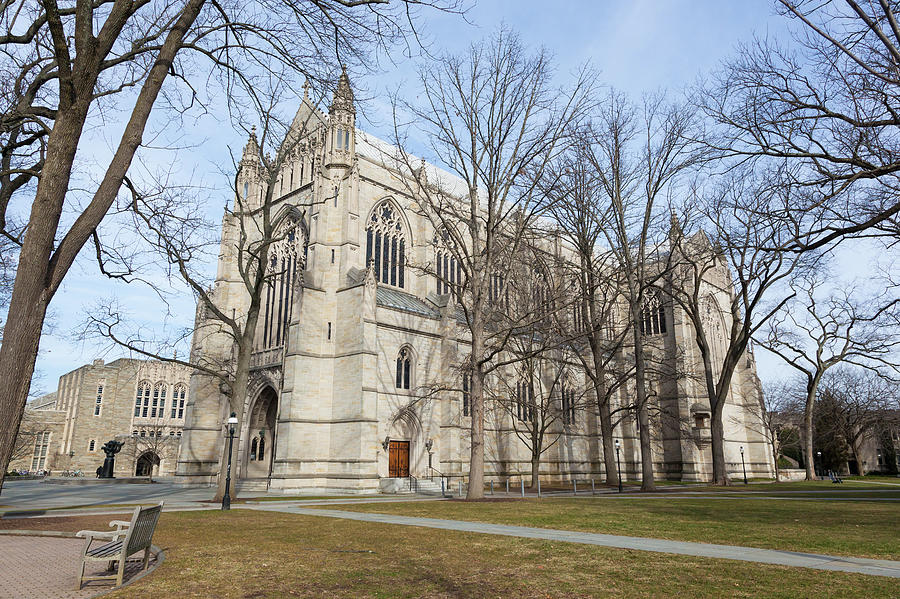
[0,534,158,599]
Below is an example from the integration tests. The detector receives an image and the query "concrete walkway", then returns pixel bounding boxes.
[246,504,900,579]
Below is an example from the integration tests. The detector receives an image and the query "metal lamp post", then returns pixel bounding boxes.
[424,438,434,480]
[740,445,748,485]
[615,439,623,493]
[816,450,822,480]
[222,412,238,511]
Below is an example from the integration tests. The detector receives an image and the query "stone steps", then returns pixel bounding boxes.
[236,478,270,493]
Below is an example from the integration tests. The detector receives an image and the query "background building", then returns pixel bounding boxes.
[8,359,192,478]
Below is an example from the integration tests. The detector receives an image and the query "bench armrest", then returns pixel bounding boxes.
[108,520,131,531]
[76,529,126,542]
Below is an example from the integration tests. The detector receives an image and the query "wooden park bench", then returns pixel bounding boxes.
[75,501,164,590]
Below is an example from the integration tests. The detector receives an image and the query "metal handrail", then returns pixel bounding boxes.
[408,474,418,493]
[429,466,458,496]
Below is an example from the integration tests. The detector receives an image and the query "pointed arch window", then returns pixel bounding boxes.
[640,290,667,336]
[462,374,471,417]
[366,200,406,288]
[560,384,576,426]
[135,381,152,417]
[516,379,534,422]
[434,228,462,295]
[261,219,305,350]
[396,347,412,390]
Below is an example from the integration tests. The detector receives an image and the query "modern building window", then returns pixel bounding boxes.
[365,200,406,288]
[640,291,667,336]
[135,381,152,417]
[396,347,412,390]
[89,439,95,452]
[172,384,187,419]
[94,384,103,416]
[31,432,50,471]
[462,374,471,417]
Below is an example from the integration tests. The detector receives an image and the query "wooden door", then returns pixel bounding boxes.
[389,440,410,477]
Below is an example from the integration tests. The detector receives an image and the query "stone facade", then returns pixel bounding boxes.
[176,73,774,493]
[8,359,193,477]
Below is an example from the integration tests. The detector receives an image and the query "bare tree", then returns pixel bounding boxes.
[666,171,814,485]
[0,0,459,487]
[757,379,803,481]
[545,149,633,487]
[485,249,589,489]
[701,0,900,252]
[389,29,595,498]
[755,270,900,479]
[814,367,900,474]
[587,91,700,491]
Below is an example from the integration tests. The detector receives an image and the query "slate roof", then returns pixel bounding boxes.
[376,286,440,319]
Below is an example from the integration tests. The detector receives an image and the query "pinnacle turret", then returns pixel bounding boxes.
[329,66,355,115]
[240,125,260,166]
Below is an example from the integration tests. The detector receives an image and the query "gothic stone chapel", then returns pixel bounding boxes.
[175,71,773,494]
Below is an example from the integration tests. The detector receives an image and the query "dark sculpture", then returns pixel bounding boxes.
[98,440,124,478]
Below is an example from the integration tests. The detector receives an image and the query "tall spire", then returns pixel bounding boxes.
[240,125,260,166]
[330,65,355,114]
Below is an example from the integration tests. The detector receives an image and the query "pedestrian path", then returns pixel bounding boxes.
[245,504,900,578]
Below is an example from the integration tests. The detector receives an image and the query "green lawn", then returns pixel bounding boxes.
[6,511,896,598]
[676,479,900,492]
[325,495,900,560]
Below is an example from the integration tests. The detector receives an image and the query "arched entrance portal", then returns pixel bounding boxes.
[244,386,277,479]
[135,451,160,477]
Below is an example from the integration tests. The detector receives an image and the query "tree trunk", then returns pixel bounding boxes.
[631,309,655,492]
[771,439,780,482]
[212,356,252,502]
[589,332,618,487]
[804,385,816,481]
[0,101,91,486]
[467,359,486,499]
[530,453,540,490]
[0,0,205,488]
[597,392,617,486]
[709,401,729,485]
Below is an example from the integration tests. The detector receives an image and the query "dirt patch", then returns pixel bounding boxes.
[0,515,125,533]
[448,498,520,503]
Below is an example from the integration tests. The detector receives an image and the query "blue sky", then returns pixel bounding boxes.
[30,1,801,395]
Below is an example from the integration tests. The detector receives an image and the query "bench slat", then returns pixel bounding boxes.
[86,541,123,557]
